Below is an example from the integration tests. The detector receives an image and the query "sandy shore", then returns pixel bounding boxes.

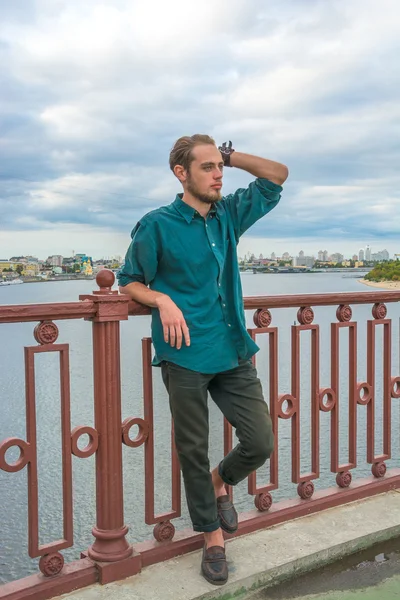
[358,278,400,290]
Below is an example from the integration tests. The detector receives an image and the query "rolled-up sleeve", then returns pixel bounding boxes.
[117,220,159,287]
[223,178,282,239]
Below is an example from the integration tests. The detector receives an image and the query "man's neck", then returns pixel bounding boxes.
[181,191,212,218]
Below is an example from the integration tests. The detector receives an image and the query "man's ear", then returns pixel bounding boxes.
[174,165,187,183]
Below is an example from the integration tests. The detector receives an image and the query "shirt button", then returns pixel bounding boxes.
[218,283,221,287]
[228,323,232,327]
[222,303,226,307]
[212,243,215,247]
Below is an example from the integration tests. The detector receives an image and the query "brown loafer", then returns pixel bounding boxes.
[217,494,238,534]
[201,545,228,586]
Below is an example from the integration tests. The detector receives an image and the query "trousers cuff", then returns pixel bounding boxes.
[218,461,237,487]
[193,517,221,533]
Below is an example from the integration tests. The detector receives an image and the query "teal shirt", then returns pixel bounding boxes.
[118,178,282,373]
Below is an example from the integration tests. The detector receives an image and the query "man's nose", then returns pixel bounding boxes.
[214,168,223,179]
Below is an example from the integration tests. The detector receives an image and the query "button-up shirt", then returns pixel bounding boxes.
[118,178,282,373]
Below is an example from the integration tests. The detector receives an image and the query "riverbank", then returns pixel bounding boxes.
[359,279,400,290]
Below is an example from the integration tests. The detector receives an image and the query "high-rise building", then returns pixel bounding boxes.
[359,249,365,261]
[47,255,63,267]
[271,252,276,261]
[331,252,344,263]
[295,252,315,268]
[318,250,324,261]
[365,246,371,261]
[371,249,390,262]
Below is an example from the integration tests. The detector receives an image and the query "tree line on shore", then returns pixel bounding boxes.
[365,261,400,282]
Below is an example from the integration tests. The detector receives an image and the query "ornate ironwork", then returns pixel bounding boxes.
[297,306,314,325]
[372,462,387,478]
[336,304,352,322]
[34,320,59,345]
[254,492,273,512]
[297,481,315,499]
[372,302,387,319]
[39,552,65,577]
[153,520,175,542]
[71,426,98,458]
[253,308,272,328]
[336,472,352,488]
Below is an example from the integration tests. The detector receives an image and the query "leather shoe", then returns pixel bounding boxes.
[201,545,228,585]
[217,495,238,534]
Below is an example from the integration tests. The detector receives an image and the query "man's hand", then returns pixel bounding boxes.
[156,295,190,350]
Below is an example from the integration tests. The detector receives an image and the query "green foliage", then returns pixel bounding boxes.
[365,261,400,282]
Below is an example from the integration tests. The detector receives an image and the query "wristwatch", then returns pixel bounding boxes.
[218,141,235,167]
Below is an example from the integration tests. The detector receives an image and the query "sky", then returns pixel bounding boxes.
[0,0,399,261]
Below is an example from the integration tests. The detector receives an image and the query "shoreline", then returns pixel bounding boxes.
[358,278,400,290]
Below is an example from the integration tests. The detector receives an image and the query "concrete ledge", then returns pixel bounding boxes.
[59,490,400,600]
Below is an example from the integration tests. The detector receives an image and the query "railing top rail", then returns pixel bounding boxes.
[1,290,399,324]
[243,290,400,309]
[0,300,96,324]
[126,290,400,315]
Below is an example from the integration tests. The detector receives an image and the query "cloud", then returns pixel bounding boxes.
[0,0,399,258]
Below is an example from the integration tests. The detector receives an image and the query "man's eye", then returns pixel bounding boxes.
[204,166,212,171]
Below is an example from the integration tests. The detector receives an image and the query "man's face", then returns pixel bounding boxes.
[184,144,224,204]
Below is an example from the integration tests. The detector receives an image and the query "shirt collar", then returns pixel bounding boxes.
[173,194,219,224]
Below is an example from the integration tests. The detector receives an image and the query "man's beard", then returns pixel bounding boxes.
[187,176,222,204]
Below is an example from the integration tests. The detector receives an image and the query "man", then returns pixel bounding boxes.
[118,135,288,585]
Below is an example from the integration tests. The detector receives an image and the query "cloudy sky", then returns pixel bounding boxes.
[1,0,399,261]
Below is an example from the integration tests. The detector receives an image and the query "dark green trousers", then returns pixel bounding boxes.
[161,359,274,533]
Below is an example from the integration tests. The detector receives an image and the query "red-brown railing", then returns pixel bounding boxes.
[1,269,400,600]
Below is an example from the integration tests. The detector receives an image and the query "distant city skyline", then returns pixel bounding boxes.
[0,244,396,265]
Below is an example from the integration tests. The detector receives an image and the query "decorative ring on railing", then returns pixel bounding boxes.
[297,306,314,325]
[336,304,352,322]
[336,471,352,488]
[254,492,273,512]
[372,462,387,478]
[319,388,336,412]
[39,552,64,577]
[71,426,99,458]
[0,438,31,473]
[277,394,297,419]
[372,303,387,320]
[34,320,59,345]
[297,481,315,499]
[391,377,400,399]
[356,382,372,405]
[122,417,150,448]
[253,308,272,328]
[153,520,175,542]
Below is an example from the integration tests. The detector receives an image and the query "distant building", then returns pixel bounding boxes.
[371,249,390,262]
[294,251,315,268]
[282,252,291,260]
[271,252,276,261]
[47,255,63,267]
[318,250,324,261]
[365,246,371,261]
[331,253,344,264]
[359,249,365,261]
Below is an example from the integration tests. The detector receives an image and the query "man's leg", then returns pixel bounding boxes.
[161,362,223,543]
[208,359,274,488]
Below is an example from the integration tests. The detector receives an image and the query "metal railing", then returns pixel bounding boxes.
[1,269,400,600]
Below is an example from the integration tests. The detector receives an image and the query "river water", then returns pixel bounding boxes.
[0,273,399,584]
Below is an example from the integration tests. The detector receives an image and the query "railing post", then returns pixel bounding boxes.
[80,270,137,580]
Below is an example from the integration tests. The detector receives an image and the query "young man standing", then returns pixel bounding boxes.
[118,135,288,585]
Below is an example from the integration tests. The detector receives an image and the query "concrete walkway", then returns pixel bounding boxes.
[59,491,400,600]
